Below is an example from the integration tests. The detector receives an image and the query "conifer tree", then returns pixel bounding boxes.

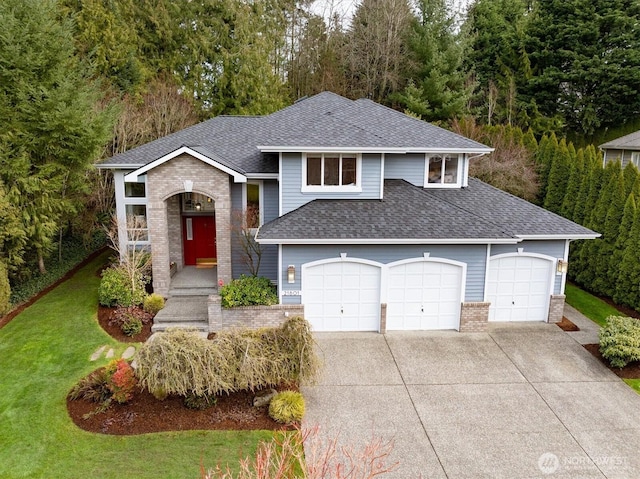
[560,148,584,219]
[543,138,571,214]
[614,205,640,309]
[611,194,636,305]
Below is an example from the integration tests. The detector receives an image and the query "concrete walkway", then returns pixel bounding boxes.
[302,311,640,478]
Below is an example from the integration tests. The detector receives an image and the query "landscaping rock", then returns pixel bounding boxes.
[105,348,114,359]
[253,389,277,407]
[121,346,136,360]
[90,345,106,362]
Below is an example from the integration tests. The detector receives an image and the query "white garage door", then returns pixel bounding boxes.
[487,255,553,322]
[386,260,463,330]
[303,260,381,331]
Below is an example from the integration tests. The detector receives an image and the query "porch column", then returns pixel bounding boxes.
[148,199,170,297]
[215,196,232,286]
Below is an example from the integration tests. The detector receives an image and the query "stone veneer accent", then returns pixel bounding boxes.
[547,294,566,324]
[208,295,305,331]
[459,302,490,332]
[147,154,233,296]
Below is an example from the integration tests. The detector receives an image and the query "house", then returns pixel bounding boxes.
[600,129,640,167]
[97,92,598,333]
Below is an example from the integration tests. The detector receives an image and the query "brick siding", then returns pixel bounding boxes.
[459,302,490,332]
[547,294,566,324]
[208,295,305,331]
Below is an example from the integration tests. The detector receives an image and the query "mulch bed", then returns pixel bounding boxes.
[97,306,153,343]
[583,343,640,380]
[556,316,580,332]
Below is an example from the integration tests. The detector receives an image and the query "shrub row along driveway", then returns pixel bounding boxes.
[302,323,640,479]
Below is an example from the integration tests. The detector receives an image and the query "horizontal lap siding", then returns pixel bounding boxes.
[384,153,425,186]
[281,153,382,214]
[490,240,566,294]
[230,180,278,282]
[281,244,487,304]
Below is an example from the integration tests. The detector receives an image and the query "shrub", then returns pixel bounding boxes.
[106,359,137,403]
[183,392,217,410]
[98,265,146,307]
[268,391,305,424]
[0,260,11,316]
[69,368,112,404]
[143,293,165,315]
[219,275,278,308]
[599,316,640,368]
[121,317,143,337]
[135,317,320,398]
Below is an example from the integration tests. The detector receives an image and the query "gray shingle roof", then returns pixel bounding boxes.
[99,92,490,173]
[256,179,597,242]
[599,130,640,150]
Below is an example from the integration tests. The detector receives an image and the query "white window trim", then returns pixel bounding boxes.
[242,180,265,229]
[423,153,463,188]
[301,153,363,193]
[631,151,640,168]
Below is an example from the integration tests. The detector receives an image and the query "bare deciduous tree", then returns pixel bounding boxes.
[231,207,263,277]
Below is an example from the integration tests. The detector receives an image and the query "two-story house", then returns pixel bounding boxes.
[98,92,597,333]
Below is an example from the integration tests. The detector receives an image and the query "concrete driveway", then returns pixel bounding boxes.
[302,323,640,479]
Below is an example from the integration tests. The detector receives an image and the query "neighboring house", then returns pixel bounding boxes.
[600,129,640,167]
[97,92,598,333]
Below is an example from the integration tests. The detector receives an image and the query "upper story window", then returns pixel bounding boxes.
[302,153,362,192]
[244,181,263,229]
[425,154,462,187]
[124,181,146,198]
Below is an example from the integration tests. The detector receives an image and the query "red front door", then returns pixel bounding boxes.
[183,216,216,265]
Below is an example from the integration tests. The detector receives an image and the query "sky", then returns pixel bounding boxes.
[310,0,473,25]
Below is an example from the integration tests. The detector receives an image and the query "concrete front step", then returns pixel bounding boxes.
[169,288,217,296]
[151,321,209,333]
[153,296,209,330]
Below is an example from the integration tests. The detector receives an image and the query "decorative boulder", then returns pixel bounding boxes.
[253,388,278,407]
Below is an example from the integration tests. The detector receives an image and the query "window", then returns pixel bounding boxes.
[125,204,148,241]
[182,193,214,212]
[245,182,262,229]
[124,181,146,198]
[632,152,640,168]
[303,153,360,191]
[426,154,461,187]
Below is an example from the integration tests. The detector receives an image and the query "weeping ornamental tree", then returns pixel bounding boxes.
[0,0,112,275]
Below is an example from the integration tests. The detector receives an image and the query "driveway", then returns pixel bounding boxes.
[302,323,640,479]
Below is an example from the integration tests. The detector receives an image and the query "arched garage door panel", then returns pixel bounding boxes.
[303,261,381,332]
[487,255,553,322]
[387,260,463,330]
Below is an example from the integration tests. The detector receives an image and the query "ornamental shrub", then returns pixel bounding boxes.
[69,368,112,404]
[143,293,165,315]
[135,317,320,397]
[219,275,278,308]
[121,317,143,337]
[599,316,640,368]
[183,392,217,410]
[106,359,137,403]
[268,391,305,424]
[99,265,146,307]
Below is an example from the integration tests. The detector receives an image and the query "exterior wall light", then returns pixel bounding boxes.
[557,259,568,274]
[195,202,202,211]
[287,265,295,283]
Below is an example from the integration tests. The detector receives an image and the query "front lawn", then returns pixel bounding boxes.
[0,252,270,479]
[564,283,622,327]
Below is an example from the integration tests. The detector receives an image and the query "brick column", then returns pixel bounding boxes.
[148,199,170,297]
[379,303,387,334]
[548,294,566,323]
[459,302,490,332]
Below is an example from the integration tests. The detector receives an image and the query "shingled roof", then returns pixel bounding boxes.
[599,130,640,150]
[99,92,490,173]
[256,179,598,243]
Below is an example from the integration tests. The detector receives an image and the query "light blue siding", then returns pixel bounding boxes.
[384,153,425,186]
[281,153,382,214]
[280,244,487,304]
[230,180,278,281]
[490,240,566,294]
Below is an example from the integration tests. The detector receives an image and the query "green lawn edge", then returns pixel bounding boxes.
[564,283,622,327]
[0,251,271,479]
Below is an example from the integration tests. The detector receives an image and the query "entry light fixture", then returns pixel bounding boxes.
[207,197,213,203]
[556,259,568,274]
[195,202,202,211]
[287,265,295,283]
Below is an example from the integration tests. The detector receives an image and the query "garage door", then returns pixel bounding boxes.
[302,260,381,331]
[386,260,464,330]
[486,255,553,322]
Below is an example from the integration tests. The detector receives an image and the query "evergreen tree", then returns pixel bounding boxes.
[560,148,584,219]
[543,138,571,214]
[614,206,640,309]
[536,133,556,203]
[611,194,636,305]
[524,0,640,135]
[623,162,639,198]
[396,0,471,120]
[0,0,113,274]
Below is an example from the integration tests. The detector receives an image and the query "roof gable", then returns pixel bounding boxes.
[600,130,640,150]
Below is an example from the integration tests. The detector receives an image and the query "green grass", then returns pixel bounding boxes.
[0,252,271,478]
[624,379,640,394]
[564,283,623,327]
